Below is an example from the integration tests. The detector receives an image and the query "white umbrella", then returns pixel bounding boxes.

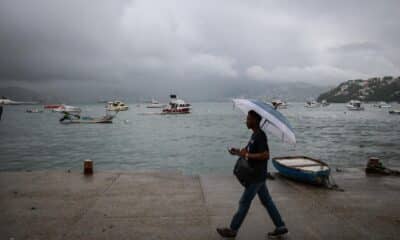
[233,98,296,145]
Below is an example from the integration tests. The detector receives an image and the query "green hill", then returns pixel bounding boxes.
[317,76,400,103]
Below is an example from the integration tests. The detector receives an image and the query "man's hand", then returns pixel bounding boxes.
[238,149,248,158]
[228,148,240,155]
[228,148,248,158]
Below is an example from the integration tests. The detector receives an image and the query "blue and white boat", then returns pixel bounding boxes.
[272,156,330,185]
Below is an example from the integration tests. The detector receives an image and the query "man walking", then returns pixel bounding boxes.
[217,110,288,238]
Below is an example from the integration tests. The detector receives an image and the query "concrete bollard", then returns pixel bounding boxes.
[84,159,93,175]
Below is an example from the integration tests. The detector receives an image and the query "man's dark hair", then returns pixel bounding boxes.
[248,110,262,123]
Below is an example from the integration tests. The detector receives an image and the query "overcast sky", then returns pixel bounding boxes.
[1,0,399,96]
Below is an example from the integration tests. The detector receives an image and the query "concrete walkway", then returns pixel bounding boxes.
[1,169,399,239]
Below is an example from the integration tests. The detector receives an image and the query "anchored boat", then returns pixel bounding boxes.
[146,99,166,108]
[59,113,113,124]
[373,101,392,108]
[271,99,288,109]
[272,156,330,185]
[304,100,320,108]
[106,101,129,111]
[161,95,191,114]
[346,100,364,111]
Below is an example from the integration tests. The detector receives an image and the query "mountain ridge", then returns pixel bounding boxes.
[317,76,400,103]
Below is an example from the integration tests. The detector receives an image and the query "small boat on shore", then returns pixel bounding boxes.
[346,100,364,111]
[272,156,330,185]
[389,110,400,115]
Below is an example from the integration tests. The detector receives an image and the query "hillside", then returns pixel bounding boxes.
[317,76,400,103]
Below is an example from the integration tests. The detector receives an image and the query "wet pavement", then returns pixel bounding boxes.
[0,168,399,239]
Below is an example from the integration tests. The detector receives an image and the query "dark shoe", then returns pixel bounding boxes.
[216,227,237,238]
[268,226,288,238]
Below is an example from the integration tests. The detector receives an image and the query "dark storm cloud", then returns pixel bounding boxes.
[0,0,399,89]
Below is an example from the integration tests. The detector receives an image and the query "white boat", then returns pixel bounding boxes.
[321,100,330,107]
[346,100,364,111]
[304,100,320,108]
[106,101,129,111]
[162,95,191,114]
[53,104,82,114]
[0,96,38,105]
[373,101,392,108]
[389,110,400,115]
[60,114,114,124]
[271,99,288,109]
[146,99,166,108]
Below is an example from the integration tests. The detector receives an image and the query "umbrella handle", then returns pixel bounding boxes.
[261,119,269,128]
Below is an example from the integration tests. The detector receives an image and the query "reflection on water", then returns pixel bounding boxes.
[0,102,399,174]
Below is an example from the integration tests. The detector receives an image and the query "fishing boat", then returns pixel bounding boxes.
[389,110,400,115]
[373,101,392,108]
[146,99,166,108]
[106,101,129,111]
[161,95,191,114]
[346,100,364,111]
[272,156,330,185]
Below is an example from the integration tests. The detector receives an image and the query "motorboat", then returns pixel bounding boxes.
[59,114,113,124]
[0,96,38,105]
[44,104,62,109]
[373,101,392,108]
[346,100,364,111]
[146,99,166,108]
[304,100,320,108]
[321,100,330,107]
[106,101,129,111]
[389,110,400,115]
[271,99,288,109]
[272,156,330,185]
[162,95,191,114]
[53,104,82,114]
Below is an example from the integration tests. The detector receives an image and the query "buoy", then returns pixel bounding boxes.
[84,159,93,175]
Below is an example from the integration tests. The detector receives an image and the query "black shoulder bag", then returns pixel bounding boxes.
[233,156,254,187]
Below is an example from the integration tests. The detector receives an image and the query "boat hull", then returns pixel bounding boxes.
[60,119,112,124]
[272,156,330,185]
[389,110,400,115]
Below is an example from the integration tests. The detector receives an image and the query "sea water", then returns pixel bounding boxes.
[0,102,399,174]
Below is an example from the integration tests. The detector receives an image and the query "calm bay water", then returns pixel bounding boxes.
[1,102,399,174]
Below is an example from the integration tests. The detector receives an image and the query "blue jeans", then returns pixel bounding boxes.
[230,181,285,231]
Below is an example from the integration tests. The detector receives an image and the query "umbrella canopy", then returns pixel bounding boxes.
[233,98,296,145]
